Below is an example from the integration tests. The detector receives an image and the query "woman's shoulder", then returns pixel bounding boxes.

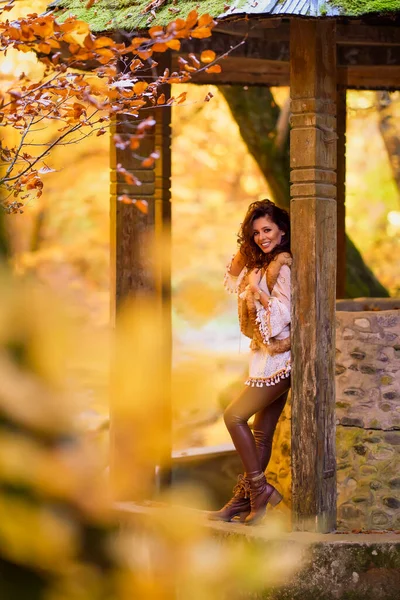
[267,252,292,291]
[271,252,292,269]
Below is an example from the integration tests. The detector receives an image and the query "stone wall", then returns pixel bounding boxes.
[335,309,400,531]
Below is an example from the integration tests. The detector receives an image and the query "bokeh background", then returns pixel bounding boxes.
[1,1,399,455]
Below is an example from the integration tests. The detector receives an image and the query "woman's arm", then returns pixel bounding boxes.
[224,250,247,294]
[228,250,246,276]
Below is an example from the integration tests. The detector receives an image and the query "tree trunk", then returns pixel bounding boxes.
[376,91,400,200]
[220,85,389,299]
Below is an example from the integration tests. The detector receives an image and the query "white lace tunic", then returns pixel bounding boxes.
[224,259,291,387]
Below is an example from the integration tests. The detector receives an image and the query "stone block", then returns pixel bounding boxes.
[336,427,400,531]
[335,310,400,430]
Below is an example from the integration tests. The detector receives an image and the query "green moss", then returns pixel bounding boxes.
[328,0,400,16]
[54,0,400,32]
[54,0,248,31]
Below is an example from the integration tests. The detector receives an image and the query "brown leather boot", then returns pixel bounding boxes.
[244,472,282,525]
[208,475,251,522]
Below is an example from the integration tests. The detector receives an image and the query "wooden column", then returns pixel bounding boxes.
[290,19,337,533]
[110,69,172,499]
[336,88,346,299]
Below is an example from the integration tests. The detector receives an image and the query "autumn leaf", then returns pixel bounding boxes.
[185,10,198,29]
[135,200,148,214]
[152,42,168,53]
[166,39,181,51]
[205,64,221,74]
[141,152,159,168]
[200,50,216,64]
[191,27,212,39]
[188,53,200,68]
[157,93,166,105]
[133,81,148,95]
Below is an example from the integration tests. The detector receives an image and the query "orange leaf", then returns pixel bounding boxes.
[188,53,200,68]
[141,151,159,168]
[152,42,168,52]
[200,50,216,64]
[191,26,212,39]
[166,39,180,51]
[186,9,198,29]
[130,58,144,72]
[130,137,140,150]
[86,0,97,7]
[94,36,114,48]
[133,81,148,95]
[149,26,164,38]
[205,64,222,74]
[38,42,51,54]
[198,14,214,27]
[137,49,153,60]
[135,200,148,214]
[157,93,166,105]
[118,194,133,204]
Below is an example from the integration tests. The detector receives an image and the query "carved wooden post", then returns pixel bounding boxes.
[290,19,337,533]
[110,71,172,499]
[336,88,346,299]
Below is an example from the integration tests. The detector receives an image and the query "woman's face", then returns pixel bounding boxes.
[252,215,285,254]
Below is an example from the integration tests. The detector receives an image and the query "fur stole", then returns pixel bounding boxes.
[238,252,291,355]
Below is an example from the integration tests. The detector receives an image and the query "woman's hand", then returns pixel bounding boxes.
[248,268,262,294]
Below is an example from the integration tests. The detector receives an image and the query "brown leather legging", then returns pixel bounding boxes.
[224,378,290,475]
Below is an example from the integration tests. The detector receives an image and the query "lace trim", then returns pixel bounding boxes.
[224,254,246,294]
[255,300,272,345]
[245,363,291,388]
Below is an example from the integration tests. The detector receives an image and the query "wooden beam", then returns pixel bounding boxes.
[338,65,400,90]
[336,23,400,46]
[336,88,346,300]
[338,45,400,66]
[216,21,400,46]
[290,18,337,533]
[182,57,290,86]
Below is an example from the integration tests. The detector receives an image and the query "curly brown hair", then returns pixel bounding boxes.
[237,199,291,269]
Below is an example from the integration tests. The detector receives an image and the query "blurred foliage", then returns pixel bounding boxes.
[0,267,304,599]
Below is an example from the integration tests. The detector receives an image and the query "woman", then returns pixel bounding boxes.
[209,199,291,525]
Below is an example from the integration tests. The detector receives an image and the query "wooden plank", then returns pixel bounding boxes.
[336,88,346,300]
[338,65,400,90]
[290,18,337,533]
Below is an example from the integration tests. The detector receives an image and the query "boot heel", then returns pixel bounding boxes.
[268,488,283,507]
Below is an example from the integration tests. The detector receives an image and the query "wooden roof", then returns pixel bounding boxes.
[51,1,400,31]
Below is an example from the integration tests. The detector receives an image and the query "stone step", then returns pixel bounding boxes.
[116,501,400,600]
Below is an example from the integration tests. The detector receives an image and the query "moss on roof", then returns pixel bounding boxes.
[53,1,247,31]
[328,0,400,15]
[53,0,400,30]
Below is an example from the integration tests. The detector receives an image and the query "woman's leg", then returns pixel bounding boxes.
[253,390,289,472]
[223,378,290,475]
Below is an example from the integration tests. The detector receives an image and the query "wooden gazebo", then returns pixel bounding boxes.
[54,0,400,533]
